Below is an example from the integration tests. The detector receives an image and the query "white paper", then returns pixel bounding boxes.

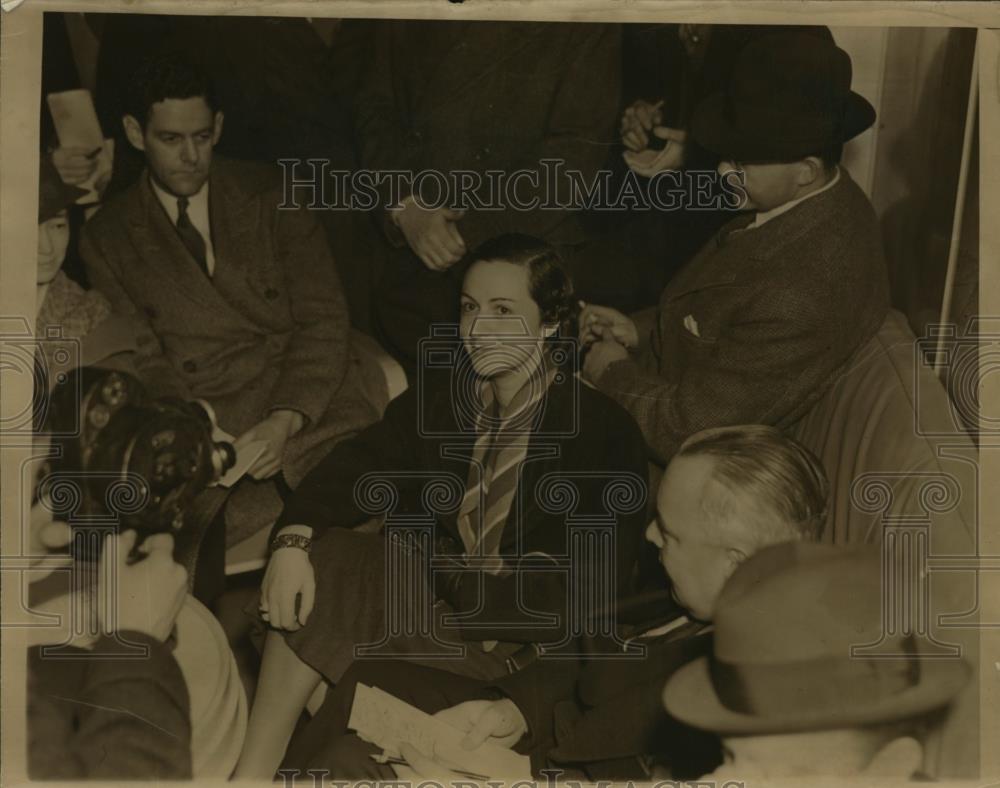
[212,435,268,489]
[348,683,531,779]
[47,89,103,148]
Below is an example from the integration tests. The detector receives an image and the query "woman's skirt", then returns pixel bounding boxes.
[249,526,519,684]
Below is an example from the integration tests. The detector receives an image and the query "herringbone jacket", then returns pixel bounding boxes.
[597,170,890,464]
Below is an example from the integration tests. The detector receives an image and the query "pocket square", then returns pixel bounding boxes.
[683,314,701,337]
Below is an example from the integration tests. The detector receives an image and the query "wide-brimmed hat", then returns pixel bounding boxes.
[663,542,969,735]
[39,156,87,223]
[691,32,876,163]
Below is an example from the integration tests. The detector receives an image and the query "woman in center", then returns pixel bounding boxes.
[236,234,649,778]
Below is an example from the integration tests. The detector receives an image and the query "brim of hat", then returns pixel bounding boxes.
[663,654,970,735]
[690,90,877,162]
[39,183,89,223]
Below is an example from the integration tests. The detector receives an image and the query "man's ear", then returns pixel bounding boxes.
[797,156,825,187]
[122,115,145,152]
[212,111,225,145]
[645,520,664,548]
[725,547,748,569]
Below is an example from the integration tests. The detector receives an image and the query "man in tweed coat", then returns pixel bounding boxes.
[81,57,383,591]
[580,32,890,465]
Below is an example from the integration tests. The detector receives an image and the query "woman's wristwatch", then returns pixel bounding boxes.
[269,533,312,554]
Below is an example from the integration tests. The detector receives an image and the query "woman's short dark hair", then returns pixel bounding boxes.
[124,54,219,128]
[464,233,579,338]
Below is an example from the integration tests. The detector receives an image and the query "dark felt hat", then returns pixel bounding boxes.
[663,542,970,735]
[691,32,877,163]
[39,156,87,223]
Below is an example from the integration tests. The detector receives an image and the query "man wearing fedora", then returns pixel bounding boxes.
[663,541,971,779]
[272,425,829,780]
[578,31,890,466]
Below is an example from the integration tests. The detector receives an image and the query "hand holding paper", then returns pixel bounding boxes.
[349,684,531,780]
[209,425,266,488]
[435,699,528,750]
[236,410,303,480]
[46,90,114,203]
[51,145,102,185]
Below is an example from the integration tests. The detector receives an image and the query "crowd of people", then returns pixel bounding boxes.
[25,16,974,782]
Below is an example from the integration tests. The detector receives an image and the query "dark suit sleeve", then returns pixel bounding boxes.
[488,655,583,756]
[456,24,622,250]
[274,387,419,535]
[266,199,351,426]
[28,633,192,780]
[81,221,191,400]
[354,23,418,243]
[544,632,718,774]
[596,292,830,465]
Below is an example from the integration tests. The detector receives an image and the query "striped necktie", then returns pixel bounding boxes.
[456,372,551,574]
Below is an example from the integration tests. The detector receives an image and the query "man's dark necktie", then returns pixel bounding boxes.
[176,196,209,276]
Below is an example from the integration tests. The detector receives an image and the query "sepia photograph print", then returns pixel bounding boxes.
[1,2,998,786]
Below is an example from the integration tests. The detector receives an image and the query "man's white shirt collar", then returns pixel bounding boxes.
[749,166,841,229]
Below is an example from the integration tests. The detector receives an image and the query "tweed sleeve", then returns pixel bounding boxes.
[80,221,191,400]
[265,199,350,426]
[597,299,826,465]
[630,305,660,355]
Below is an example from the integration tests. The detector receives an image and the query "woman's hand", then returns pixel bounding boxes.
[260,525,315,631]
